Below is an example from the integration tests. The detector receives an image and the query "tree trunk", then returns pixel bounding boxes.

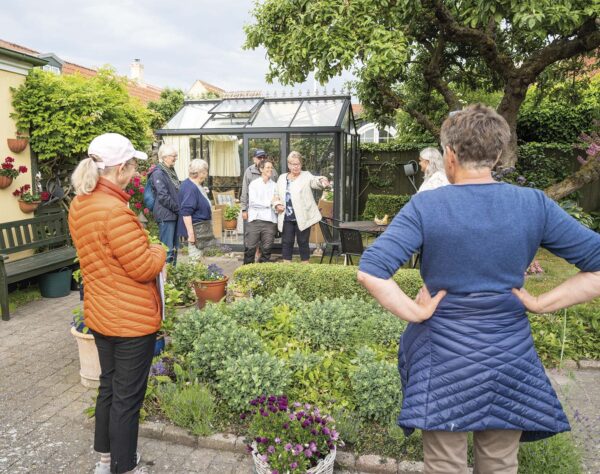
[545,158,600,201]
[496,80,528,168]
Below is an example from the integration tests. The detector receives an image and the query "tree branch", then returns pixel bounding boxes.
[422,37,461,110]
[521,18,600,82]
[422,0,515,79]
[545,157,600,201]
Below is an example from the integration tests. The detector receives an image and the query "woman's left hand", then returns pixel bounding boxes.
[512,287,546,313]
[413,285,447,322]
[320,177,330,188]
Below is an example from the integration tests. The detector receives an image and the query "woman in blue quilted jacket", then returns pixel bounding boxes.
[358,104,600,474]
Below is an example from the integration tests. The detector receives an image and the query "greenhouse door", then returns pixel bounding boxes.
[243,134,286,175]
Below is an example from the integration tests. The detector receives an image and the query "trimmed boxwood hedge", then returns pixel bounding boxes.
[362,194,411,220]
[232,263,422,301]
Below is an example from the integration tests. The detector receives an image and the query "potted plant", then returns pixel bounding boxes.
[243,395,341,474]
[166,262,198,308]
[70,308,101,388]
[0,156,27,189]
[13,184,41,213]
[223,203,241,231]
[191,262,228,309]
[7,131,29,153]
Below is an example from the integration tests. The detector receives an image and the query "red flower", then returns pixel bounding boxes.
[12,189,21,197]
[139,186,144,193]
[134,202,142,209]
[2,163,11,170]
[128,189,135,195]
[41,191,50,201]
[5,157,14,163]
[18,166,27,173]
[22,184,30,192]
[143,208,149,214]
[133,177,141,187]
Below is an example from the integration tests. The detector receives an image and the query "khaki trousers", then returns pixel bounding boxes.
[423,429,521,474]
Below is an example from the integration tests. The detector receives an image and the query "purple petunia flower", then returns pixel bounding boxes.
[284,443,292,451]
[283,423,289,430]
[274,437,281,444]
[304,448,312,457]
[290,462,298,469]
[322,427,331,435]
[260,454,268,462]
[267,445,275,454]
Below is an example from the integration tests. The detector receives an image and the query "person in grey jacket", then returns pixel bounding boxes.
[148,144,180,264]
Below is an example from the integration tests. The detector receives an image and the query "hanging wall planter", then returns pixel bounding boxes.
[7,138,28,153]
[0,176,13,189]
[18,200,41,213]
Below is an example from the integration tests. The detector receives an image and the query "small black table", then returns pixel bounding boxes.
[338,220,388,236]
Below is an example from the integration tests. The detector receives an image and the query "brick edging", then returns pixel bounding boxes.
[138,421,424,474]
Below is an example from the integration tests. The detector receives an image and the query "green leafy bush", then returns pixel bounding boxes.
[558,200,595,228]
[514,142,574,189]
[227,295,275,326]
[158,382,215,436]
[357,312,406,347]
[216,352,290,411]
[189,317,264,380]
[170,305,227,355]
[360,142,437,153]
[167,262,199,306]
[363,194,411,220]
[232,263,422,301]
[350,348,402,424]
[518,433,582,474]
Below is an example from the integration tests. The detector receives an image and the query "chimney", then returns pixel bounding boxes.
[130,59,144,84]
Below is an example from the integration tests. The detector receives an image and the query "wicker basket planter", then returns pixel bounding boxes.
[251,443,336,474]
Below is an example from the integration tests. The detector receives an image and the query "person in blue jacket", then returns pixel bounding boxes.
[178,159,214,261]
[148,144,180,264]
[358,104,600,474]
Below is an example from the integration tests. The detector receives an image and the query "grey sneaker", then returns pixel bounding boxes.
[94,462,110,474]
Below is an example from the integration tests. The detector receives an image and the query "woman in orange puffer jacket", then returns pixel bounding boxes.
[69,133,165,474]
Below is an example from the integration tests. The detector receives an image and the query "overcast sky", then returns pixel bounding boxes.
[1,0,355,95]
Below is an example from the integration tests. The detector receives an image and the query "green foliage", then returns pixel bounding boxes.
[360,142,437,153]
[167,262,198,306]
[330,407,363,445]
[158,382,215,436]
[232,263,423,301]
[188,312,264,379]
[517,77,600,143]
[216,352,290,411]
[363,194,411,220]
[223,203,241,221]
[11,68,153,164]
[227,294,275,326]
[147,88,185,130]
[518,433,582,474]
[170,305,226,355]
[356,313,406,347]
[350,348,402,424]
[8,284,41,312]
[558,200,595,228]
[514,142,574,188]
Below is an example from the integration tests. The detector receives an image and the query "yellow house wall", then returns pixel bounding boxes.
[0,67,35,260]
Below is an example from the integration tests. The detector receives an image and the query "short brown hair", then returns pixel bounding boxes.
[440,104,510,169]
[258,159,273,171]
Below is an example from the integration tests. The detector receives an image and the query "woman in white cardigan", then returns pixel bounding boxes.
[274,151,330,263]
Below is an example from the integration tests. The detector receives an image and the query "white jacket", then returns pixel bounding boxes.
[275,171,326,232]
[418,171,450,193]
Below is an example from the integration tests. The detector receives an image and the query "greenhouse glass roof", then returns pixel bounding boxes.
[158,96,354,134]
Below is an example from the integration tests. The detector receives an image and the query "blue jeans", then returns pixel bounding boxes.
[158,220,178,265]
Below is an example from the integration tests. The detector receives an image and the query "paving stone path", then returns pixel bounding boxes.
[0,290,598,473]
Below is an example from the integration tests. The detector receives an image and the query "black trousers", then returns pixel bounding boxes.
[281,220,311,261]
[92,330,156,474]
[243,220,277,264]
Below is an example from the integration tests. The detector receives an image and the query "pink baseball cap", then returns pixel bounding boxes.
[88,133,148,169]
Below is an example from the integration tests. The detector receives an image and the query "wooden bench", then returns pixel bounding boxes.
[0,211,76,321]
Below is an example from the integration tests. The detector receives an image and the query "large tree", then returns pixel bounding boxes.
[245,0,599,168]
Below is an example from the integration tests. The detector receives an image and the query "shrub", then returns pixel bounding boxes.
[356,312,406,347]
[158,383,215,436]
[167,262,199,306]
[217,352,290,411]
[518,433,582,474]
[330,407,363,445]
[363,194,411,220]
[295,297,365,351]
[170,305,228,355]
[514,142,574,189]
[189,317,264,380]
[233,263,422,301]
[350,348,402,424]
[227,295,275,326]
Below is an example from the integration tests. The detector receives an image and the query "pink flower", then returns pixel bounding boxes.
[18,166,27,173]
[143,208,149,214]
[128,189,135,195]
[139,186,144,193]
[134,202,142,209]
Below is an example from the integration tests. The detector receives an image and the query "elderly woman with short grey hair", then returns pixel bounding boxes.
[358,104,600,473]
[178,159,214,261]
[148,144,181,264]
[417,147,449,192]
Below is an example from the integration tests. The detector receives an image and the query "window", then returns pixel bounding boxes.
[42,64,61,75]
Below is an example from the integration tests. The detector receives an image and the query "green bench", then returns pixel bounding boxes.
[0,210,76,321]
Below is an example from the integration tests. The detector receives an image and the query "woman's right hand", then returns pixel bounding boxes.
[512,288,546,313]
[275,204,284,213]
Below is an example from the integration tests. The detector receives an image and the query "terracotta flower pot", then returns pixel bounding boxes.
[70,327,101,388]
[193,277,228,309]
[0,175,13,189]
[224,219,237,231]
[18,200,40,213]
[7,138,28,153]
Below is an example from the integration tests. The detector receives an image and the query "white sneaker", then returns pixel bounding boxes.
[94,462,111,474]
